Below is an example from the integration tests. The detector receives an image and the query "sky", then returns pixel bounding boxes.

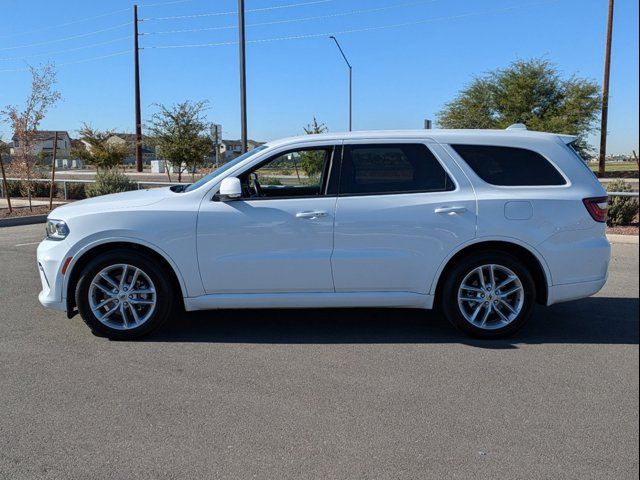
[0,0,638,154]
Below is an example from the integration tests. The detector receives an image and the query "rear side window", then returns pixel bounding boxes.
[451,145,566,186]
[339,144,454,195]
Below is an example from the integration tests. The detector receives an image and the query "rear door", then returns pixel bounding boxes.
[331,140,477,294]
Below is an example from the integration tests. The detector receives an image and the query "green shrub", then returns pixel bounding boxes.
[259,176,283,186]
[86,169,136,198]
[58,182,87,200]
[5,179,51,198]
[606,180,639,227]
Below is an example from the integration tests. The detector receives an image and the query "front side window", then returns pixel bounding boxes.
[451,144,566,186]
[184,145,268,192]
[339,143,454,195]
[239,147,333,199]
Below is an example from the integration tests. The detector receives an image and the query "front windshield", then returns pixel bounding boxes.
[184,146,269,192]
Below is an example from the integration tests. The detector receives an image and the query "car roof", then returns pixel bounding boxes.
[265,129,577,148]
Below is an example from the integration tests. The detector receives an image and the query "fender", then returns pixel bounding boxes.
[427,235,554,295]
[61,234,189,304]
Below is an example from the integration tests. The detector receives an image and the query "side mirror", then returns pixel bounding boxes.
[217,177,242,201]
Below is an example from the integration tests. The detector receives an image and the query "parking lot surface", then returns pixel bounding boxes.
[1,224,638,480]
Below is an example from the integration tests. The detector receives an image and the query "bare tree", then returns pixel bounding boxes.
[1,63,61,211]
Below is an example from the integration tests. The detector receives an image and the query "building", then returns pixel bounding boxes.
[220,139,265,161]
[77,133,156,165]
[10,130,72,160]
[105,133,156,165]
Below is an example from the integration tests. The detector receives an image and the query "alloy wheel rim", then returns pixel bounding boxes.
[88,264,157,330]
[457,264,524,330]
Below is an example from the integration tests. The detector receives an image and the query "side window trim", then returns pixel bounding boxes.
[337,142,456,197]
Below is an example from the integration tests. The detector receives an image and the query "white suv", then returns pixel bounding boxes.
[37,128,610,339]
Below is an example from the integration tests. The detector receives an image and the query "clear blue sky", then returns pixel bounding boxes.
[1,0,638,154]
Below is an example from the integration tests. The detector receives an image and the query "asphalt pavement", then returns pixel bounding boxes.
[0,224,638,480]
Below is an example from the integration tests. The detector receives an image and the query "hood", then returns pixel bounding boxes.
[50,187,174,219]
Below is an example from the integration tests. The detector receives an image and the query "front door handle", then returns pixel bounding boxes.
[434,206,468,215]
[296,210,328,219]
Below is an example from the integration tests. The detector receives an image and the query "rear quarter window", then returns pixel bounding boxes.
[451,144,566,186]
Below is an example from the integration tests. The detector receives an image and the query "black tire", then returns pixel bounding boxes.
[75,249,173,340]
[441,250,536,338]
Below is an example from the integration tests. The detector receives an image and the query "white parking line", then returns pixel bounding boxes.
[14,241,41,247]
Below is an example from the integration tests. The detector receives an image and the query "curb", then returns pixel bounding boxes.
[0,214,48,228]
[607,233,639,245]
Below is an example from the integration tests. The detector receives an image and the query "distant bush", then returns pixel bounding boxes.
[260,177,283,186]
[59,182,87,200]
[86,169,136,197]
[5,179,49,198]
[606,180,638,227]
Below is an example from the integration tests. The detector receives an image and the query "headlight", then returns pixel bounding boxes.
[45,219,70,240]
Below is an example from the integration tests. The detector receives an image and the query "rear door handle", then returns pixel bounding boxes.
[434,206,467,215]
[296,211,327,219]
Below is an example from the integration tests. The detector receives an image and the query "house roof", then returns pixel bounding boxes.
[108,133,152,143]
[12,130,70,141]
[223,139,264,147]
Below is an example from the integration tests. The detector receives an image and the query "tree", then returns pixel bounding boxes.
[299,117,328,179]
[0,138,11,213]
[437,59,601,155]
[73,125,129,171]
[1,63,61,210]
[147,100,212,182]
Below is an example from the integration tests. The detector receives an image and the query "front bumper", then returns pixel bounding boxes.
[37,238,71,312]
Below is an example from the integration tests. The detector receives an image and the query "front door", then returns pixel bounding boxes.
[197,144,338,294]
[331,141,477,294]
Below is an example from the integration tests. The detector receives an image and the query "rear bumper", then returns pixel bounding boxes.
[546,277,607,306]
[538,229,610,305]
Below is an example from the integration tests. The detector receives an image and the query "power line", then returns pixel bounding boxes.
[141,0,438,36]
[0,50,130,74]
[141,0,559,50]
[143,0,333,21]
[0,7,130,40]
[139,0,194,7]
[0,37,130,62]
[0,22,133,52]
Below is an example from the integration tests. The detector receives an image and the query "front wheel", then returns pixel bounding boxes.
[441,251,536,338]
[75,249,173,340]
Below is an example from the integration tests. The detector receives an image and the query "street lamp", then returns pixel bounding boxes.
[329,36,352,132]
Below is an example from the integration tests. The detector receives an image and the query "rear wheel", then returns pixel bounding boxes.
[441,251,536,338]
[75,249,173,339]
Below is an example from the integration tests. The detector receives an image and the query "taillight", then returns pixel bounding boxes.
[583,197,608,223]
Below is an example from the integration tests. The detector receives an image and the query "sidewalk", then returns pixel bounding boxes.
[1,198,65,209]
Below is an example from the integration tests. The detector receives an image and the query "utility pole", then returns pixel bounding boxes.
[238,0,248,153]
[0,146,11,214]
[48,131,58,210]
[598,0,614,178]
[330,36,352,131]
[134,4,143,172]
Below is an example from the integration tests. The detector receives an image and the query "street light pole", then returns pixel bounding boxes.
[329,36,352,131]
[238,0,248,153]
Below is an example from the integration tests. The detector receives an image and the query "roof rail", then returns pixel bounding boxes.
[506,123,528,131]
